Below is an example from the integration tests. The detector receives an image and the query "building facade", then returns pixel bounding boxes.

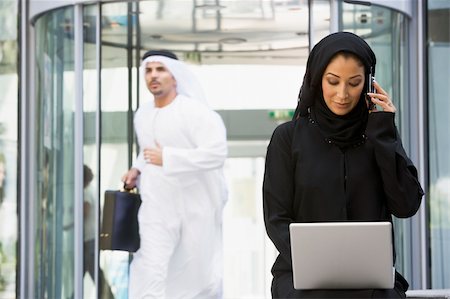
[0,0,448,298]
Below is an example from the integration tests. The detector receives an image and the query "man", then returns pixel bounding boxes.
[122,50,228,298]
[83,165,114,298]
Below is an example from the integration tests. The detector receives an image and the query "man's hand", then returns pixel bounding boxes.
[122,168,140,189]
[143,142,163,166]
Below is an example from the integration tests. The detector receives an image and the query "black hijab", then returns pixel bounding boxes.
[293,32,377,149]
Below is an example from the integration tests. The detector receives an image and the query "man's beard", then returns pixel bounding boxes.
[151,89,163,97]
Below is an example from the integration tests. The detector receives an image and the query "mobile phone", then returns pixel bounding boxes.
[367,68,376,110]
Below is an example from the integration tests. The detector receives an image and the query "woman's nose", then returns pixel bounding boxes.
[337,85,348,100]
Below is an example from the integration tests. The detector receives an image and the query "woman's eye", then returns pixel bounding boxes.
[328,80,339,85]
[349,81,361,87]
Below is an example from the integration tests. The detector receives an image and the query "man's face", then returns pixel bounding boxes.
[144,61,177,98]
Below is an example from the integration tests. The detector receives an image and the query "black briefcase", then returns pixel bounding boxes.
[100,187,142,252]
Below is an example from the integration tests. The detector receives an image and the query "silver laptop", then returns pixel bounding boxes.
[289,221,395,290]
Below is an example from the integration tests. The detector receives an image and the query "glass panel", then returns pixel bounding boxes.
[340,1,412,281]
[83,4,103,298]
[427,0,450,289]
[311,0,331,46]
[35,7,76,298]
[0,0,18,297]
[100,2,134,298]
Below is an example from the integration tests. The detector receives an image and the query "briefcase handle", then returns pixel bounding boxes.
[121,183,138,194]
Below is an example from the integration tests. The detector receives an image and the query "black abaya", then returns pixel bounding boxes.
[263,113,423,298]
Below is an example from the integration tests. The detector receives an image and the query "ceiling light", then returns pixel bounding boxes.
[195,4,226,10]
[218,37,247,44]
[150,34,162,40]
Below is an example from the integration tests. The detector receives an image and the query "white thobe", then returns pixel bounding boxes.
[129,95,228,299]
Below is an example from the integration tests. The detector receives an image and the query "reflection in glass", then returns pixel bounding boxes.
[0,0,18,297]
[428,0,450,288]
[35,7,76,298]
[83,5,116,298]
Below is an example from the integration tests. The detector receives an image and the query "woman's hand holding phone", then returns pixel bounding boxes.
[366,80,397,113]
[366,74,376,111]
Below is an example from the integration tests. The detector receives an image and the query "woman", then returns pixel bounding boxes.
[263,32,424,298]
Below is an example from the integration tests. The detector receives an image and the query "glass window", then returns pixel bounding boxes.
[83,4,103,298]
[35,7,76,298]
[0,0,18,297]
[99,2,135,297]
[311,0,331,46]
[340,1,413,281]
[427,0,450,289]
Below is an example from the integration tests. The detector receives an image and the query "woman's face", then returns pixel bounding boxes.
[321,54,365,116]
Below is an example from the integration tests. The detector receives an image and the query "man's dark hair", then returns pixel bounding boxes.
[142,50,178,61]
[83,164,94,189]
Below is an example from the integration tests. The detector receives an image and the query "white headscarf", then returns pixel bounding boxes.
[141,55,208,106]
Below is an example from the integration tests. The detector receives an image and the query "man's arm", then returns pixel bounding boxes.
[162,110,227,175]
